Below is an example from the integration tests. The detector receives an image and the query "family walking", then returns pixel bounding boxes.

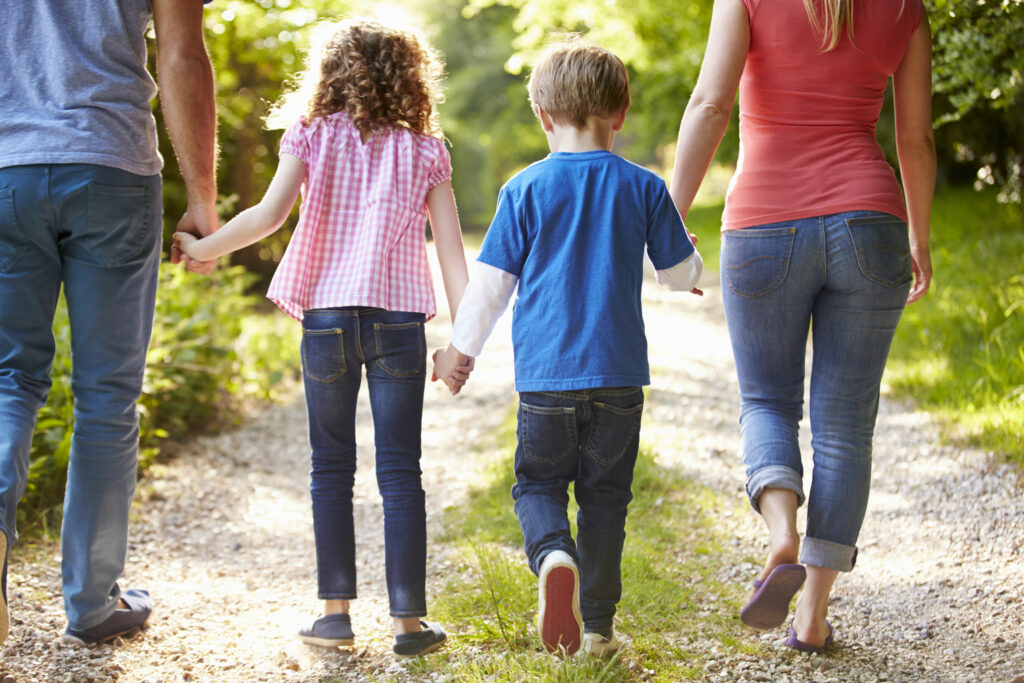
[0,0,934,668]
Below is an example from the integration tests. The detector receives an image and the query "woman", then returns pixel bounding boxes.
[669,0,935,651]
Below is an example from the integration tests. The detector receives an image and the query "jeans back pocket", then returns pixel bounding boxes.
[519,402,577,465]
[373,320,425,378]
[302,328,347,383]
[845,214,912,288]
[584,399,643,468]
[721,226,796,298]
[0,186,26,274]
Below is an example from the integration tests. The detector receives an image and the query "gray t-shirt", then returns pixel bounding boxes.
[0,0,162,175]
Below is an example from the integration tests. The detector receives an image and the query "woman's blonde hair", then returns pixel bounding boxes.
[267,19,444,138]
[801,0,855,51]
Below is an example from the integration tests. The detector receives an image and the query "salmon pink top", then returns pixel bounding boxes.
[722,0,923,230]
[266,112,451,320]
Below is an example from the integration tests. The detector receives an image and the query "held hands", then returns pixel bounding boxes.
[431,344,475,395]
[171,207,218,275]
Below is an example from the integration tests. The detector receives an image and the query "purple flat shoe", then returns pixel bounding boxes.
[786,620,834,653]
[739,563,806,630]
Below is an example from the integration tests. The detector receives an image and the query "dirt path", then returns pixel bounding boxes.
[2,258,1022,682]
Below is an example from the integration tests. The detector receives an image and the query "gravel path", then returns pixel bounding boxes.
[2,257,1022,682]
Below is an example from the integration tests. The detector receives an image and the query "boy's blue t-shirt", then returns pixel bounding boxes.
[478,150,695,392]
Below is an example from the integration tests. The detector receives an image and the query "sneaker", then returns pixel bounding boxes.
[1,531,8,645]
[581,629,628,657]
[298,613,355,647]
[537,550,582,655]
[62,589,152,644]
[393,620,446,659]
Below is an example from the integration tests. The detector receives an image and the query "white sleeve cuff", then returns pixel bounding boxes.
[655,249,704,291]
[450,261,518,357]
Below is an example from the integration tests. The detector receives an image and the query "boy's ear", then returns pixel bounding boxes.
[534,105,556,133]
[610,106,628,132]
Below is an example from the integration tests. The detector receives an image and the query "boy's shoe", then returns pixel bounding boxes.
[581,629,628,657]
[62,589,152,644]
[1,531,8,645]
[537,550,583,655]
[298,613,355,647]
[393,620,446,659]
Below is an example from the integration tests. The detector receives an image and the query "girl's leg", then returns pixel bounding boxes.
[362,310,428,635]
[720,220,822,580]
[301,309,363,610]
[796,212,911,644]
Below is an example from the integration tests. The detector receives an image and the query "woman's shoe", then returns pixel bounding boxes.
[62,589,153,644]
[393,620,446,659]
[298,613,355,647]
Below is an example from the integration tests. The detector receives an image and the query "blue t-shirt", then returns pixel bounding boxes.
[478,150,695,392]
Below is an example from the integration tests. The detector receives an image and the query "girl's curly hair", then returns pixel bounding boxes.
[268,19,444,139]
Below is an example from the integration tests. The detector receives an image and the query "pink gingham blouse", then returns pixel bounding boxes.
[266,112,452,320]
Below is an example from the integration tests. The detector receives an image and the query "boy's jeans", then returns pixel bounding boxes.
[0,164,162,630]
[301,307,428,618]
[720,211,911,572]
[512,386,644,635]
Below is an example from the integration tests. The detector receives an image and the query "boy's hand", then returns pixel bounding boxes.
[690,286,704,296]
[431,344,475,395]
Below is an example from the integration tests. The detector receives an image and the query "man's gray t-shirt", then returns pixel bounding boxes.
[0,0,161,175]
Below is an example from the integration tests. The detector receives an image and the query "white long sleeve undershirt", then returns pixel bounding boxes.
[449,251,703,357]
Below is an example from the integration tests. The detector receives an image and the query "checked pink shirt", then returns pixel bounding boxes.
[267,112,452,320]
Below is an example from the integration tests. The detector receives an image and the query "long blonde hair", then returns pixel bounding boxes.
[801,0,855,51]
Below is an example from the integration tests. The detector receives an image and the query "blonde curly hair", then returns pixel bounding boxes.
[267,19,444,138]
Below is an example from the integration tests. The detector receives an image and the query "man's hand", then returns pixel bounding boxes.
[172,206,218,275]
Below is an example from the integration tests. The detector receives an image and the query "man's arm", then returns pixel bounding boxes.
[153,0,218,272]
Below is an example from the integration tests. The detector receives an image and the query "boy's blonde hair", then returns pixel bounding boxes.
[527,37,630,129]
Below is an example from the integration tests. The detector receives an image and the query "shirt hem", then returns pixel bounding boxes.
[722,201,908,230]
[0,153,162,176]
[514,375,650,392]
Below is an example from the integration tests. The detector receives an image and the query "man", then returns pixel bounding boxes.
[0,0,217,644]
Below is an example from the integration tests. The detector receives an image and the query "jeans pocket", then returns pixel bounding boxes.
[82,182,156,267]
[721,226,796,298]
[584,400,643,467]
[302,328,347,383]
[0,187,26,274]
[374,321,425,378]
[519,402,577,465]
[845,214,912,287]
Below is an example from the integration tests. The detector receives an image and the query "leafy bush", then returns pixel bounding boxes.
[19,264,299,532]
[887,187,1024,461]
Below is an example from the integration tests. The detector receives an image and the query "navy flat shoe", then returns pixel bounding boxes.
[63,588,153,644]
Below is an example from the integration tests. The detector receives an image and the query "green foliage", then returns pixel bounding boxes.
[19,264,299,533]
[887,187,1024,461]
[419,413,761,681]
[928,0,1023,203]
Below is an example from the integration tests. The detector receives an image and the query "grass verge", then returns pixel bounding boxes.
[398,411,763,682]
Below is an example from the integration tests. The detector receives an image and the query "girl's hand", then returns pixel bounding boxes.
[172,231,216,275]
[431,345,474,395]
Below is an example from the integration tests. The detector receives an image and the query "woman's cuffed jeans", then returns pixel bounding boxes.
[511,386,644,634]
[301,307,428,618]
[720,211,912,572]
[0,164,161,629]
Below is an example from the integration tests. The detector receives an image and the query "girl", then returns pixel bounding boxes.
[175,19,469,658]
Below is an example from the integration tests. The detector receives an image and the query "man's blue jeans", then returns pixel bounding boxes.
[720,211,912,572]
[512,386,644,635]
[0,164,161,629]
[300,307,429,618]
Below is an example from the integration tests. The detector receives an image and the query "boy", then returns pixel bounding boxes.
[434,37,702,656]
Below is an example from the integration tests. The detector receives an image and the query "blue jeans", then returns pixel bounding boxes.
[721,211,912,572]
[301,307,428,618]
[0,164,162,629]
[511,386,644,634]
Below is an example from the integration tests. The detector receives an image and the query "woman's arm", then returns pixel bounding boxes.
[669,0,750,219]
[893,14,936,304]
[426,180,471,319]
[175,154,305,262]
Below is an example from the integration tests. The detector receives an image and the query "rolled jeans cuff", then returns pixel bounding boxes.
[801,536,858,573]
[746,465,805,513]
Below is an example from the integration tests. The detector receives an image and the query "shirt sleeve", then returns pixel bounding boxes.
[450,261,519,357]
[279,119,310,164]
[646,181,696,271]
[656,250,704,291]
[477,184,528,277]
[425,139,453,188]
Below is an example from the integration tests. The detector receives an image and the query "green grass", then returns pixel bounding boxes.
[400,411,762,682]
[885,187,1023,462]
